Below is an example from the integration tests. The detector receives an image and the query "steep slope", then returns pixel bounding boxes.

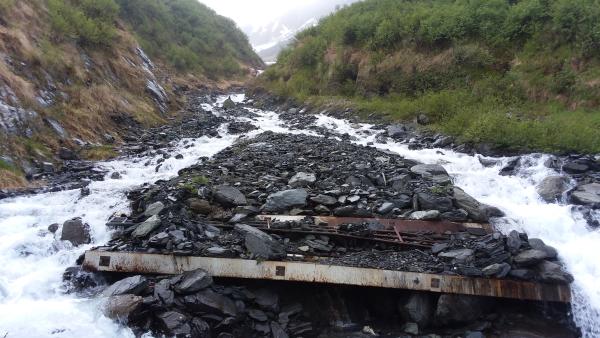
[0,0,261,189]
[117,0,264,78]
[258,0,600,154]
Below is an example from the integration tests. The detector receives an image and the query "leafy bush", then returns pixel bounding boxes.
[48,0,119,46]
[259,0,600,153]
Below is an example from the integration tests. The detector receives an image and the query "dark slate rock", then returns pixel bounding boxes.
[60,217,91,246]
[513,249,548,266]
[536,261,574,284]
[174,269,213,294]
[213,185,247,207]
[435,294,490,325]
[234,224,285,259]
[184,289,237,317]
[102,276,148,297]
[262,189,308,212]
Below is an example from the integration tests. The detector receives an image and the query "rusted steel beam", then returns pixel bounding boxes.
[257,215,493,234]
[83,251,571,303]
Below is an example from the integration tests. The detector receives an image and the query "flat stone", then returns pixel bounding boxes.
[570,183,600,206]
[174,269,213,294]
[377,202,395,214]
[184,289,237,317]
[262,189,308,212]
[410,164,448,177]
[513,249,548,266]
[438,249,474,262]
[528,238,558,259]
[132,215,161,238]
[213,185,247,207]
[289,172,316,187]
[143,201,164,217]
[235,224,285,259]
[410,210,440,220]
[248,308,268,322]
[431,243,449,254]
[102,276,148,297]
[482,263,511,278]
[157,311,192,337]
[310,194,337,206]
[154,279,174,305]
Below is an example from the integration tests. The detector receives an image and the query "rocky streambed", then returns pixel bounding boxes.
[1,90,599,338]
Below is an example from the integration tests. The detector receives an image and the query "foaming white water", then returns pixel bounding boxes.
[0,129,238,337]
[313,113,600,336]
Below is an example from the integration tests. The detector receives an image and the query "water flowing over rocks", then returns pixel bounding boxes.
[1,90,595,338]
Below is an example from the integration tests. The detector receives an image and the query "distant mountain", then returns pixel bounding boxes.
[244,0,360,63]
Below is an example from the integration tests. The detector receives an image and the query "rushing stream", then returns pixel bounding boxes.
[0,93,598,337]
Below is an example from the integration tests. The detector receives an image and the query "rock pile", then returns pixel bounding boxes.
[100,269,311,338]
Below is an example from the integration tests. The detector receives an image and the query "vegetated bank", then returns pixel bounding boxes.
[256,0,600,154]
[0,0,263,189]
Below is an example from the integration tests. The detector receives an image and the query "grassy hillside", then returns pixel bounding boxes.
[259,0,600,153]
[117,0,263,78]
[0,0,261,189]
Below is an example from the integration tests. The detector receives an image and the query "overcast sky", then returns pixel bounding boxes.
[199,0,323,29]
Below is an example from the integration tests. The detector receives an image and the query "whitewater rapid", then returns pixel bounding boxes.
[0,93,598,337]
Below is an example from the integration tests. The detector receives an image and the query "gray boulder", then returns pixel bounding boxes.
[536,176,570,202]
[213,185,247,207]
[102,276,148,297]
[174,269,213,294]
[58,147,79,161]
[143,201,165,217]
[535,261,574,284]
[157,311,193,337]
[513,249,548,266]
[132,215,161,238]
[103,295,142,323]
[386,125,406,139]
[235,224,285,259]
[262,189,308,212]
[453,187,504,222]
[154,279,174,306]
[288,172,316,187]
[570,183,600,206]
[434,294,490,325]
[528,238,558,259]
[410,164,448,178]
[60,218,91,246]
[400,293,435,327]
[417,192,453,212]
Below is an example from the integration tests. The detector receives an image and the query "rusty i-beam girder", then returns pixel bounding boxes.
[83,250,571,303]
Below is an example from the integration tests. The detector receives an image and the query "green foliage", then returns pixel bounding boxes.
[48,0,119,46]
[0,0,14,14]
[261,0,600,153]
[117,0,262,77]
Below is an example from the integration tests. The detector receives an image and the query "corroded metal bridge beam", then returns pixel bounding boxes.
[257,215,493,234]
[83,251,571,303]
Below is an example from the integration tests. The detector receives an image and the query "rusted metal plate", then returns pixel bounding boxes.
[257,215,493,234]
[83,251,571,303]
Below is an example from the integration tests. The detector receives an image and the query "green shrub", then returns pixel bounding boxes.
[48,0,119,46]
